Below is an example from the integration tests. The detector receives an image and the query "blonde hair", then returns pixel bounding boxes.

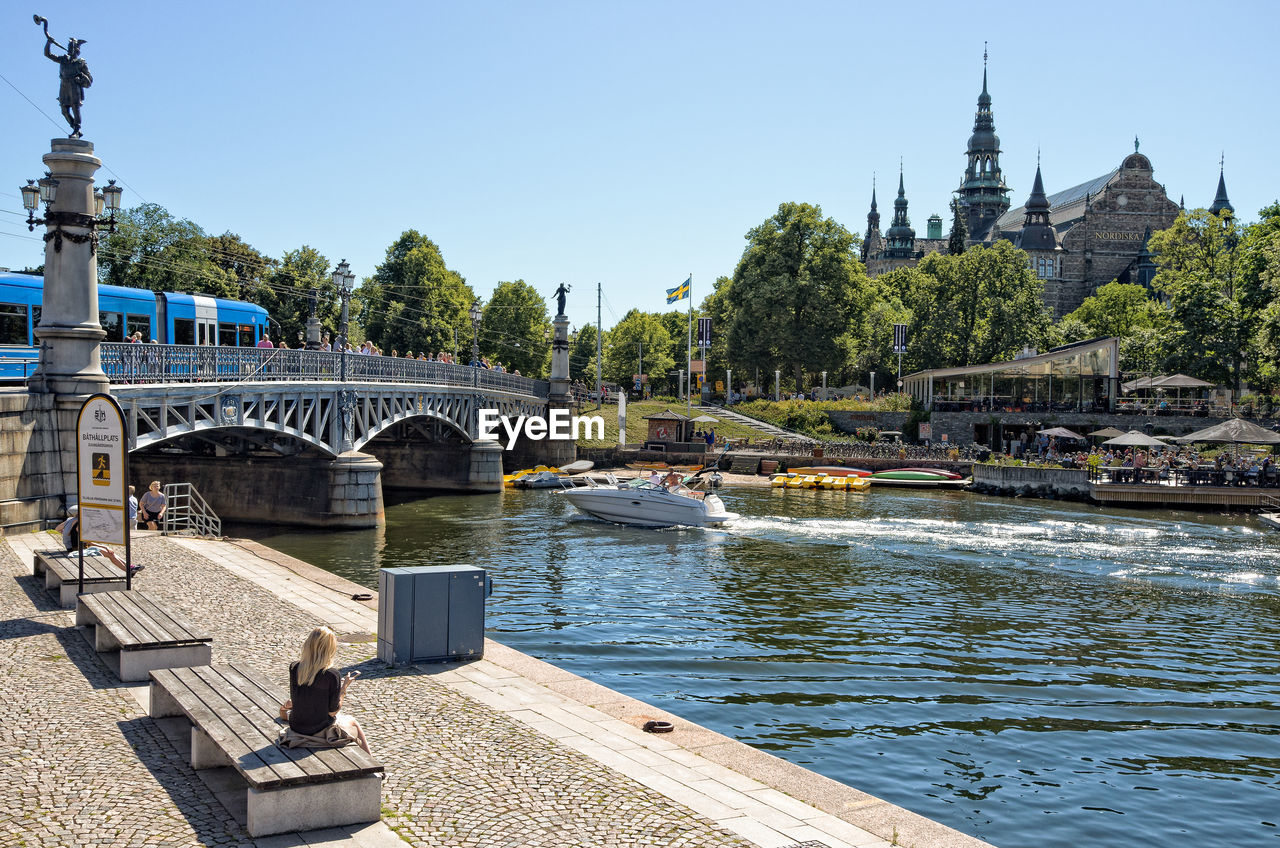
[296,626,338,686]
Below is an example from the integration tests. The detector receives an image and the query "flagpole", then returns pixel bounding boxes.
[686,274,693,422]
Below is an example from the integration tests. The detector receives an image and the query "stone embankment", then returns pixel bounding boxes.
[970,463,1091,501]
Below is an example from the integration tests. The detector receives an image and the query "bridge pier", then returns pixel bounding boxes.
[129,451,385,529]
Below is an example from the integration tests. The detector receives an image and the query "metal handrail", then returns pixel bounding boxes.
[160,482,222,538]
[100,343,549,398]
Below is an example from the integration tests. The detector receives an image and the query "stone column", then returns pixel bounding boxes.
[326,451,385,528]
[466,439,504,492]
[27,138,111,505]
[28,138,109,397]
[549,313,570,403]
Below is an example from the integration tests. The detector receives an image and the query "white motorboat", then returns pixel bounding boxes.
[557,475,739,528]
[1259,512,1280,532]
[518,470,574,489]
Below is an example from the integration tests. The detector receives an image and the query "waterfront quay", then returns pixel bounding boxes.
[0,531,990,848]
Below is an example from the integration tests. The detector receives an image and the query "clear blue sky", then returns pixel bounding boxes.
[2,1,1277,330]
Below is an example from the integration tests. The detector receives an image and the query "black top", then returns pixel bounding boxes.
[288,662,340,736]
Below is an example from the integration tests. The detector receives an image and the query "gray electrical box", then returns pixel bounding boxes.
[377,565,486,665]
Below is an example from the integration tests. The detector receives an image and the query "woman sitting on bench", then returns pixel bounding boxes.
[278,626,371,754]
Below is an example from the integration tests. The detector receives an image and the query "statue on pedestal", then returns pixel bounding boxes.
[36,15,92,139]
[554,283,571,318]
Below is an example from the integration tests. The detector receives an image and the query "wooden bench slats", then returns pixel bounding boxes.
[168,666,316,788]
[218,664,378,777]
[152,664,382,789]
[83,591,208,649]
[36,550,122,582]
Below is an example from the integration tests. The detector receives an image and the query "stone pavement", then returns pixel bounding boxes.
[2,531,992,848]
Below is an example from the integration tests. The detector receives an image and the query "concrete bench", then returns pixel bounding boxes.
[75,590,212,681]
[33,549,127,609]
[150,663,383,837]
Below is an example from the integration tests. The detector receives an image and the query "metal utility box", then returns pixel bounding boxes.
[377,565,486,665]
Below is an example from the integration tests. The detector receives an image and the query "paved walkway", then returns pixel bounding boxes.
[2,531,991,848]
[696,405,815,443]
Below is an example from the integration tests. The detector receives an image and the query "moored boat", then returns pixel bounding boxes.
[1259,512,1280,532]
[870,468,970,488]
[787,466,873,478]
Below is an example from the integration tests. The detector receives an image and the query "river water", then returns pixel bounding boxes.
[237,485,1280,848]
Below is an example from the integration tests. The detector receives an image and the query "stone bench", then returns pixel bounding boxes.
[150,663,383,837]
[33,549,127,609]
[75,590,212,681]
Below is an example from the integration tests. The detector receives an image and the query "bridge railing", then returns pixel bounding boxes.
[101,343,549,397]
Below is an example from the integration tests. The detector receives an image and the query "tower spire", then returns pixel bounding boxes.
[957,45,1009,242]
[884,161,915,259]
[1210,155,1234,216]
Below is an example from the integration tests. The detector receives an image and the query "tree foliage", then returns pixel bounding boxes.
[99,203,249,299]
[252,246,335,347]
[603,310,674,389]
[725,202,871,389]
[480,280,551,376]
[355,231,476,358]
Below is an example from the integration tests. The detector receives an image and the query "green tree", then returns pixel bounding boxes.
[99,203,240,298]
[355,231,476,357]
[480,280,551,377]
[725,202,870,389]
[1148,210,1254,389]
[603,310,675,390]
[1061,281,1165,340]
[251,246,334,348]
[569,323,599,385]
[947,198,968,256]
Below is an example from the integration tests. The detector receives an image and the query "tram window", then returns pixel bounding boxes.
[218,322,238,346]
[31,305,41,329]
[174,318,196,345]
[238,324,255,347]
[0,303,29,345]
[126,314,151,341]
[99,311,124,341]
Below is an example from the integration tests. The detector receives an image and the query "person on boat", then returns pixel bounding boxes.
[648,470,662,486]
[662,470,682,489]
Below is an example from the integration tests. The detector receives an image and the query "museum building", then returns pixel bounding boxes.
[862,59,1235,317]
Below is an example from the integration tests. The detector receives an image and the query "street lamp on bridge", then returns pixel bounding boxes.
[332,260,356,352]
[469,299,483,365]
[20,173,122,249]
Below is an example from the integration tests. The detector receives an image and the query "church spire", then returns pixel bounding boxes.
[957,45,1010,242]
[1209,156,1234,216]
[884,163,916,259]
[862,175,883,263]
[1019,162,1056,251]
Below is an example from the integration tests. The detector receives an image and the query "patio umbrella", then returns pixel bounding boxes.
[1088,426,1126,438]
[1103,430,1171,447]
[1155,374,1214,388]
[1037,426,1086,441]
[1174,418,1280,444]
[690,415,719,423]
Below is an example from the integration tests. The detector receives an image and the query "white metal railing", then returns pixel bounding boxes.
[161,482,222,538]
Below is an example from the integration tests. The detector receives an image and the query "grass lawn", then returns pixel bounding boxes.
[574,398,773,448]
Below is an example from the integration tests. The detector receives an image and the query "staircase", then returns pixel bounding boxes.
[160,482,222,538]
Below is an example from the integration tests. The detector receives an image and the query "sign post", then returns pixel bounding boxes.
[76,394,130,592]
[892,323,908,392]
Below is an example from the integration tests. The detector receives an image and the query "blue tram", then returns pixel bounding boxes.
[0,270,269,381]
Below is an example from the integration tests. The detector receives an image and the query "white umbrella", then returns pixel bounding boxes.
[690,415,719,424]
[1102,430,1170,447]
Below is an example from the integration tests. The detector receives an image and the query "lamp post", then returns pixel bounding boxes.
[331,260,355,352]
[469,299,483,365]
[821,370,827,401]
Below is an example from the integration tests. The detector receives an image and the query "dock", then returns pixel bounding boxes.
[0,531,992,848]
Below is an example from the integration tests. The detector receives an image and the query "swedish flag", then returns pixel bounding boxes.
[666,277,691,304]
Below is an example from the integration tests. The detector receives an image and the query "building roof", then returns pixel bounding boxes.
[644,409,689,421]
[994,168,1119,233]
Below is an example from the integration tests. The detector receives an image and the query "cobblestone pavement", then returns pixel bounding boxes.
[0,534,757,847]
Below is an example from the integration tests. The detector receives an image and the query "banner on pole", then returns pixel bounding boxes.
[696,317,712,348]
[76,394,128,546]
[892,323,908,353]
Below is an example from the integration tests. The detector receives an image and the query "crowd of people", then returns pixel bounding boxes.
[1017,438,1277,486]
[251,333,521,374]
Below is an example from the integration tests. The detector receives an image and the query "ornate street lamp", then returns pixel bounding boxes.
[469,299,483,365]
[332,259,356,352]
[19,172,121,251]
